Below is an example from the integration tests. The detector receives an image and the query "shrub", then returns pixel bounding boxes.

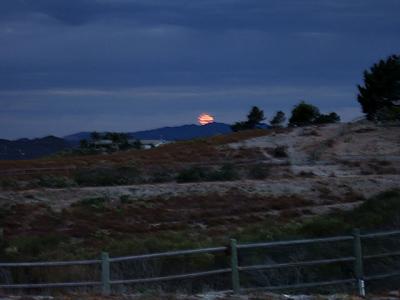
[350,189,400,229]
[289,101,340,126]
[37,176,76,188]
[176,167,207,183]
[120,194,133,204]
[176,165,239,183]
[74,165,141,186]
[8,235,65,260]
[0,179,19,190]
[150,170,174,183]
[300,216,350,237]
[272,146,288,158]
[72,196,108,211]
[248,164,269,179]
[298,189,400,237]
[208,164,239,181]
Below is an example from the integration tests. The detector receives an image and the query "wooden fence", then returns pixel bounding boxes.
[1,229,400,296]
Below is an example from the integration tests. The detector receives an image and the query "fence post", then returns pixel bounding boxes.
[101,252,111,295]
[230,239,240,294]
[352,229,365,297]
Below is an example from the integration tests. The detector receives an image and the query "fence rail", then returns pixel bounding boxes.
[1,229,400,295]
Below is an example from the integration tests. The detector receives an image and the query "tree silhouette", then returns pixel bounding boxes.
[231,106,265,131]
[247,106,265,128]
[357,55,400,121]
[270,111,286,128]
[289,101,340,127]
[289,101,320,127]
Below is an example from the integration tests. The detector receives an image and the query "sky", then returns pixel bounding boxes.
[1,0,399,139]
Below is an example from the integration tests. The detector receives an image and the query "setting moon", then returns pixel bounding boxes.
[198,113,215,125]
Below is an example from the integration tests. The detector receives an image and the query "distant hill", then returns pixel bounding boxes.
[63,132,92,143]
[0,123,234,160]
[64,122,233,142]
[128,122,232,140]
[0,136,72,160]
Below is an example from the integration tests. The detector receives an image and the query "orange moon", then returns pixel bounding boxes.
[198,113,215,125]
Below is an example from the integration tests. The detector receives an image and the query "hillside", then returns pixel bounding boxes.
[0,136,72,160]
[63,122,232,142]
[0,123,233,160]
[0,122,399,260]
[0,121,400,294]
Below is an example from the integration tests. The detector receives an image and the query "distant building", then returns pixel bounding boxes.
[93,140,113,146]
[130,139,169,149]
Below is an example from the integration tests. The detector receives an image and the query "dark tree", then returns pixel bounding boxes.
[288,101,320,127]
[289,101,340,127]
[247,106,265,128]
[357,55,400,121]
[314,112,341,124]
[231,106,266,131]
[270,111,286,128]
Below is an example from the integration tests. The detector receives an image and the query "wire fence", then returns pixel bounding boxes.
[0,229,399,296]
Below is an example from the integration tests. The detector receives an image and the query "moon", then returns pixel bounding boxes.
[198,113,215,125]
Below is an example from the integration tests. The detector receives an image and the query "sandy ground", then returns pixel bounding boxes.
[227,122,400,176]
[0,175,399,212]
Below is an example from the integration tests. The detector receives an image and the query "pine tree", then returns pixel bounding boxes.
[357,55,400,121]
[247,106,265,128]
[270,111,286,128]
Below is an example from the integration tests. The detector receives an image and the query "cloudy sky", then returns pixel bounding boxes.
[1,0,399,139]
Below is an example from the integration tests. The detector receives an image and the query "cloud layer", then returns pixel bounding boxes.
[1,0,399,138]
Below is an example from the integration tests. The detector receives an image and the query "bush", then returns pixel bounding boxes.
[120,194,133,204]
[300,216,350,237]
[176,167,207,183]
[289,101,340,126]
[176,164,239,183]
[72,196,108,211]
[298,189,400,237]
[74,165,141,186]
[8,235,65,260]
[37,176,76,188]
[0,179,19,190]
[208,164,239,181]
[248,164,269,179]
[272,146,288,158]
[149,170,174,183]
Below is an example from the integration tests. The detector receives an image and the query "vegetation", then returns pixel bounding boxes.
[0,189,398,262]
[79,132,141,153]
[248,164,269,179]
[176,164,239,182]
[270,111,286,128]
[271,145,288,158]
[74,165,142,186]
[231,106,266,132]
[357,54,400,121]
[288,101,340,127]
[37,176,76,188]
[0,190,398,293]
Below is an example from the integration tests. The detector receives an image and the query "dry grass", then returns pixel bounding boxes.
[0,129,272,179]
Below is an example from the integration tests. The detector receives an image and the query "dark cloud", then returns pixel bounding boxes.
[0,0,399,138]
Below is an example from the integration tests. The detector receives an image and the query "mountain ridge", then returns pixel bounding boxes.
[63,122,232,142]
[1,122,233,160]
